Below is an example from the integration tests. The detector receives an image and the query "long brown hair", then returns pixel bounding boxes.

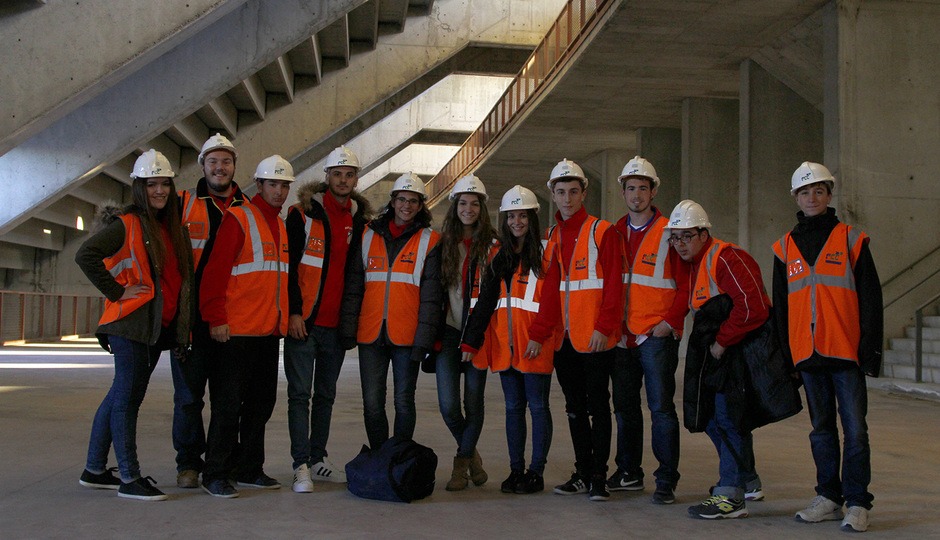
[128,177,189,278]
[441,193,497,289]
[498,208,543,279]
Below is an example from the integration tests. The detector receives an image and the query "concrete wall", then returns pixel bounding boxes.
[637,127,682,219]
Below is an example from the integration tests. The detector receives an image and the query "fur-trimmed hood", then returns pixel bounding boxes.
[92,202,130,232]
[295,181,373,220]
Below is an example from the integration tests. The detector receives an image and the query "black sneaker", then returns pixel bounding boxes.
[688,495,747,519]
[514,470,544,494]
[79,468,121,490]
[553,472,589,495]
[501,470,525,493]
[202,478,239,498]
[652,485,676,505]
[589,477,610,501]
[117,476,167,501]
[236,471,281,489]
[606,468,644,492]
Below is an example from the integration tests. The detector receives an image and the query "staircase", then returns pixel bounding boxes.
[882,306,940,383]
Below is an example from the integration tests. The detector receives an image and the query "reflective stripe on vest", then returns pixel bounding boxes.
[773,223,866,365]
[224,204,289,337]
[291,205,327,320]
[181,190,209,268]
[358,227,439,346]
[621,215,677,336]
[690,240,730,314]
[99,214,156,326]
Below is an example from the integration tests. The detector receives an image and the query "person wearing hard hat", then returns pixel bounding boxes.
[171,133,248,490]
[540,159,625,502]
[434,173,498,491]
[772,162,882,533]
[339,173,443,450]
[461,185,561,495]
[666,200,773,520]
[75,150,194,501]
[198,155,295,498]
[283,146,372,493]
[608,157,687,505]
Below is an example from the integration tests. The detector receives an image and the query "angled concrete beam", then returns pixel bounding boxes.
[0,242,33,271]
[168,115,210,151]
[358,129,470,176]
[36,196,96,231]
[102,155,139,186]
[204,96,239,137]
[349,0,379,49]
[378,0,408,33]
[241,74,268,120]
[67,176,127,207]
[319,15,351,67]
[258,56,295,102]
[4,220,65,251]
[288,36,323,83]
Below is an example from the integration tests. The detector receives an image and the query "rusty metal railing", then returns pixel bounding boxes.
[0,290,104,343]
[426,0,610,205]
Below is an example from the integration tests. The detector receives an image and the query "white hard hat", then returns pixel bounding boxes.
[389,172,427,200]
[618,156,660,188]
[324,145,360,172]
[130,149,175,179]
[790,161,835,195]
[198,133,237,165]
[667,199,711,229]
[448,173,488,201]
[254,155,295,182]
[547,158,587,189]
[499,185,540,212]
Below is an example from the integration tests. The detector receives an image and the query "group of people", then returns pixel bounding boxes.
[75,134,881,533]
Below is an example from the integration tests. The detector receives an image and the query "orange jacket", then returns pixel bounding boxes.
[547,216,622,352]
[98,214,155,325]
[773,223,867,366]
[621,214,677,336]
[288,205,327,321]
[358,227,441,345]
[225,203,289,337]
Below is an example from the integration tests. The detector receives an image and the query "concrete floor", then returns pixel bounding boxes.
[1,342,939,539]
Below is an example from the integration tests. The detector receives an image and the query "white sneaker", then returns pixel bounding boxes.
[841,506,870,532]
[795,495,844,523]
[292,464,314,493]
[311,458,347,483]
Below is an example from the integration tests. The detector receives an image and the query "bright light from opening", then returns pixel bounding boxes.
[76,216,84,230]
[42,228,52,235]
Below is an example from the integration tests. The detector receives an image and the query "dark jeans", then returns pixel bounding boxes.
[611,336,681,488]
[86,334,162,483]
[436,326,487,458]
[203,335,280,482]
[170,329,209,473]
[500,368,552,475]
[705,392,759,500]
[553,338,614,478]
[358,342,420,449]
[802,365,873,509]
[284,326,346,469]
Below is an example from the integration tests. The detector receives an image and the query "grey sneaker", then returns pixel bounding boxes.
[310,458,347,483]
[292,464,314,493]
[795,495,844,523]
[841,506,869,532]
[553,472,589,495]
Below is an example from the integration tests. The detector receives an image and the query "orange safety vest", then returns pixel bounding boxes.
[465,241,500,370]
[180,188,244,269]
[622,215,677,336]
[690,239,770,313]
[224,203,289,337]
[772,223,867,366]
[488,241,559,374]
[547,216,621,353]
[288,205,327,320]
[98,214,156,326]
[358,227,440,346]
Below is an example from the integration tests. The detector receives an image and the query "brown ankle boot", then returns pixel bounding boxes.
[469,449,488,486]
[445,456,471,491]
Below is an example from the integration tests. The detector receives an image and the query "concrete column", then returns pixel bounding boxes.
[681,98,739,244]
[739,59,823,286]
[598,149,631,222]
[636,127,682,217]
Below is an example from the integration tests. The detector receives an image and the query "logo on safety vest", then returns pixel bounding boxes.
[262,243,276,258]
[574,257,587,270]
[641,253,657,266]
[517,275,529,285]
[400,251,416,264]
[307,238,325,254]
[694,286,708,302]
[367,257,386,270]
[787,259,805,278]
[825,251,843,265]
[185,222,206,238]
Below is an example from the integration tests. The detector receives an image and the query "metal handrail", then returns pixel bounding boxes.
[0,290,104,343]
[913,290,940,383]
[882,241,940,289]
[425,0,611,205]
[883,265,940,310]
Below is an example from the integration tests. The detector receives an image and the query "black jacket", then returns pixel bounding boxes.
[772,208,883,376]
[75,204,195,351]
[286,181,372,333]
[683,294,802,433]
[461,247,518,352]
[338,209,444,353]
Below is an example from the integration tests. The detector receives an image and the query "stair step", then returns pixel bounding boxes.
[905,326,940,340]
[924,316,940,328]
[882,363,940,383]
[883,350,940,368]
[888,338,940,354]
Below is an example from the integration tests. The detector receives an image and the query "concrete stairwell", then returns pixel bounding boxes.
[882,306,940,383]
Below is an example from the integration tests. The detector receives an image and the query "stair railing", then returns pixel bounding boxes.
[914,291,940,383]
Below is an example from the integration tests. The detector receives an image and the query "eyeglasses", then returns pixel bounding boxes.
[668,232,700,246]
[394,196,420,206]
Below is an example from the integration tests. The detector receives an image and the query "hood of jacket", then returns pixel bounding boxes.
[296,181,373,221]
[93,202,130,232]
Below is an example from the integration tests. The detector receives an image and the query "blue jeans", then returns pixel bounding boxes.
[170,329,209,472]
[284,326,346,469]
[611,336,681,488]
[436,326,487,458]
[705,392,759,500]
[500,368,552,475]
[358,343,420,449]
[802,366,873,509]
[86,335,161,483]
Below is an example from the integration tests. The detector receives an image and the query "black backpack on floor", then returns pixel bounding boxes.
[345,437,437,503]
